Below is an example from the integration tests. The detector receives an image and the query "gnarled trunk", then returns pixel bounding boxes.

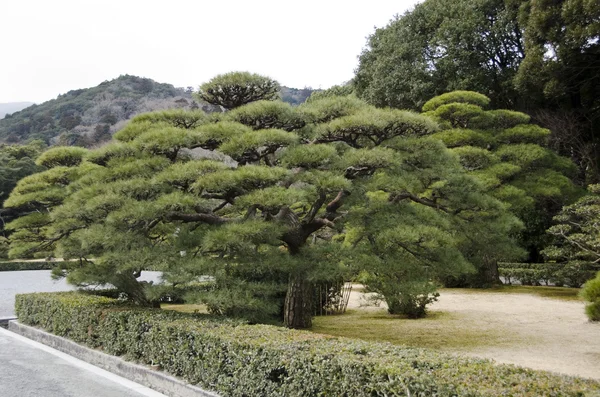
[476,258,500,287]
[284,273,313,329]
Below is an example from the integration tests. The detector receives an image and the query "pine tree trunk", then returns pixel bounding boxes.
[284,274,313,329]
[476,258,501,287]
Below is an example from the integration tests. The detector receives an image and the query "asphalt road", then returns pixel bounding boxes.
[0,327,166,397]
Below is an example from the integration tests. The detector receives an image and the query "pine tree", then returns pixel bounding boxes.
[5,83,522,327]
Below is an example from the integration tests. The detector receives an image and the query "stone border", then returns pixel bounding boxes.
[8,320,220,397]
[0,316,16,328]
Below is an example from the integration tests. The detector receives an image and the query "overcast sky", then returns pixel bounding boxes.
[0,0,420,104]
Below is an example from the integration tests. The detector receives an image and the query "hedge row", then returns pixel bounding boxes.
[16,292,600,396]
[499,262,596,288]
[0,261,55,271]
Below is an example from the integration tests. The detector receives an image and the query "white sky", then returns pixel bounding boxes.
[0,0,420,104]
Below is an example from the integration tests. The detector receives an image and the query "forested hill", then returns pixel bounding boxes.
[0,75,203,146]
[0,75,315,147]
[0,102,34,119]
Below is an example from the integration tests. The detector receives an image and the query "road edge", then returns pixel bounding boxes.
[7,320,220,397]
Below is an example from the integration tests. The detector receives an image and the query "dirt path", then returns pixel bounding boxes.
[346,288,600,380]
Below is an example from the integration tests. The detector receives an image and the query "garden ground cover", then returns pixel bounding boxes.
[311,286,600,380]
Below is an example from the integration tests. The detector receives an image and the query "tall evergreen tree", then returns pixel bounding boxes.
[424,91,580,281]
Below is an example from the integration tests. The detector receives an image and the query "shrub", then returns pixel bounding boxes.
[15,292,600,396]
[0,261,55,271]
[498,262,594,287]
[581,272,600,321]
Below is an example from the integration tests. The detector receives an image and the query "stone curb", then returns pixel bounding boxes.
[8,320,220,397]
[0,316,17,328]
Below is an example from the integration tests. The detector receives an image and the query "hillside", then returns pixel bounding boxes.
[0,76,316,146]
[0,75,205,146]
[0,102,34,119]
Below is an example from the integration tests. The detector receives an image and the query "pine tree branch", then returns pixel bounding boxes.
[167,212,231,225]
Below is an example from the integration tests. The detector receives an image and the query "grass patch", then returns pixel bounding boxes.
[161,303,209,314]
[312,308,513,350]
[443,285,582,301]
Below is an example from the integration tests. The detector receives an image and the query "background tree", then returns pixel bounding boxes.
[423,91,580,283]
[354,0,525,111]
[196,72,280,110]
[542,184,600,286]
[0,141,45,257]
[515,0,600,183]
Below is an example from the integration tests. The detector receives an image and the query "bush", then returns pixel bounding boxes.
[581,272,600,321]
[15,292,600,396]
[498,262,594,287]
[0,261,55,271]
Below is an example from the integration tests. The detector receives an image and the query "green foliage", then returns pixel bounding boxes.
[498,262,594,287]
[581,272,600,321]
[543,184,600,288]
[422,91,491,112]
[36,146,88,168]
[306,84,355,103]
[427,91,580,268]
[299,96,366,124]
[430,129,492,148]
[16,292,600,396]
[0,261,55,271]
[0,142,45,252]
[130,109,207,129]
[227,100,306,131]
[196,71,280,110]
[355,0,524,110]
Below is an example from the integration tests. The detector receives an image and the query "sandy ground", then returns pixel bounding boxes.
[346,287,600,380]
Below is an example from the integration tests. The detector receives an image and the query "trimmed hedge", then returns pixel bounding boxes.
[499,262,596,288]
[15,292,600,396]
[0,261,55,271]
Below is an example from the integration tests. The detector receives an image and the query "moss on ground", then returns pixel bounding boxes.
[443,285,581,301]
[311,308,518,350]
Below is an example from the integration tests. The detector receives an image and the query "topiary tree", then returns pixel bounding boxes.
[542,184,600,289]
[424,91,580,285]
[196,72,280,110]
[5,94,521,327]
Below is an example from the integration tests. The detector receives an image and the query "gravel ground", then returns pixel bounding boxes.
[347,288,600,380]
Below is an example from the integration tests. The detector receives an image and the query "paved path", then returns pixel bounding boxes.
[0,326,166,397]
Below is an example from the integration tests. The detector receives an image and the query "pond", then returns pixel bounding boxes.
[0,270,162,317]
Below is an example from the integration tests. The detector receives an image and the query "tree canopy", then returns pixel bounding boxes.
[425,91,580,269]
[0,141,45,257]
[354,0,524,111]
[196,72,281,110]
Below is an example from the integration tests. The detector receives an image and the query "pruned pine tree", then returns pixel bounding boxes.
[196,72,280,110]
[543,184,600,286]
[424,91,580,285]
[5,95,521,327]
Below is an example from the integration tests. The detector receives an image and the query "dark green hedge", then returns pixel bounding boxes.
[15,292,600,396]
[0,261,55,271]
[499,262,596,287]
